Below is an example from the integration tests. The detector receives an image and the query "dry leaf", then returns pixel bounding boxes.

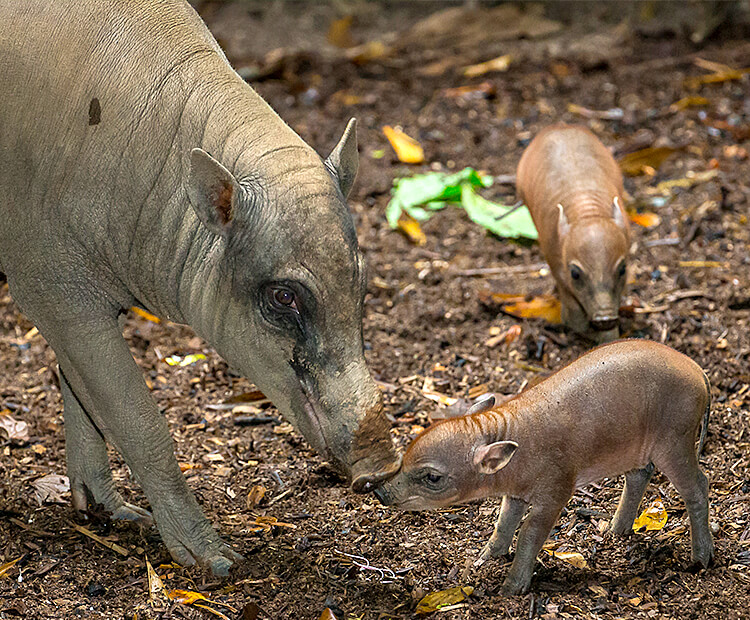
[628,211,661,227]
[589,584,608,597]
[485,324,522,347]
[397,213,427,246]
[382,126,425,164]
[327,16,354,48]
[0,411,29,443]
[619,147,677,176]
[463,54,511,78]
[669,96,710,112]
[32,474,70,505]
[503,296,561,324]
[632,500,668,532]
[247,515,296,533]
[131,306,161,323]
[167,589,209,605]
[678,260,724,268]
[422,377,459,406]
[146,558,167,603]
[319,609,338,620]
[650,169,719,195]
[544,549,588,569]
[416,586,473,615]
[684,67,750,89]
[345,40,392,64]
[247,485,267,509]
[0,556,22,579]
[164,353,206,366]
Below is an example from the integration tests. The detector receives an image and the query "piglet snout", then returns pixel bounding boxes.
[590,314,618,331]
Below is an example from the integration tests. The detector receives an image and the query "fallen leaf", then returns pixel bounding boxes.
[650,169,719,195]
[502,295,561,324]
[416,586,473,615]
[0,411,29,443]
[382,126,425,164]
[678,260,725,268]
[628,211,661,227]
[146,558,167,603]
[422,377,458,406]
[669,96,710,112]
[485,324,522,347]
[167,589,209,605]
[246,515,297,534]
[327,15,354,48]
[633,500,668,532]
[345,40,392,64]
[397,213,427,246]
[32,474,70,505]
[246,485,267,509]
[684,66,750,89]
[319,609,338,620]
[619,147,677,176]
[544,549,588,569]
[131,306,161,323]
[463,54,511,78]
[588,584,608,597]
[0,556,22,579]
[164,353,207,367]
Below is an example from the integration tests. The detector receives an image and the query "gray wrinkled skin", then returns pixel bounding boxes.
[0,0,399,575]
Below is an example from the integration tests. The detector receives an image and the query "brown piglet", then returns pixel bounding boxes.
[516,124,629,342]
[376,340,713,595]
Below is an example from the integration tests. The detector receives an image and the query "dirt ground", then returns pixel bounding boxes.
[1,2,749,619]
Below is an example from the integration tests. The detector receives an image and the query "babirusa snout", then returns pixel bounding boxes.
[590,312,619,331]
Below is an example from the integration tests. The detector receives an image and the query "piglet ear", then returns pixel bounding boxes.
[473,440,518,475]
[612,196,627,229]
[187,148,241,236]
[325,118,359,198]
[465,394,496,416]
[557,204,570,239]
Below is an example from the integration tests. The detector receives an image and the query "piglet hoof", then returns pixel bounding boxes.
[500,578,529,596]
[111,503,154,527]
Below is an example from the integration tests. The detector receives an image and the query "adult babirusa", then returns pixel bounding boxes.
[0,0,399,574]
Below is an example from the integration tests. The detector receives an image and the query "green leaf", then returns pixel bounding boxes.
[460,184,538,240]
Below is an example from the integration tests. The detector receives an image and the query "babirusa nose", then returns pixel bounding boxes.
[351,453,402,494]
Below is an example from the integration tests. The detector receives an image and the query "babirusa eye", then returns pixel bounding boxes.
[267,285,299,313]
[570,265,582,281]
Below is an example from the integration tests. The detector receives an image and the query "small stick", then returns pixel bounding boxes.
[69,522,129,557]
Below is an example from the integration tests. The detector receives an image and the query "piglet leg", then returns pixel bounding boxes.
[502,499,567,595]
[476,496,527,566]
[659,453,714,568]
[608,463,654,536]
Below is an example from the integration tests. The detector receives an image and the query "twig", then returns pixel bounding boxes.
[9,517,53,537]
[69,522,129,556]
[450,262,549,277]
[267,488,293,506]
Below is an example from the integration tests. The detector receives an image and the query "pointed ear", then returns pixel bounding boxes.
[325,118,359,198]
[473,440,518,475]
[557,204,570,239]
[465,394,496,416]
[187,148,241,236]
[612,196,627,229]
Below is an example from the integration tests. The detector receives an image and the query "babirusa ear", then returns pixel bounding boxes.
[325,118,359,198]
[612,196,627,229]
[187,148,241,236]
[557,204,570,238]
[473,440,518,475]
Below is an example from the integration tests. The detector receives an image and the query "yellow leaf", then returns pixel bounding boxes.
[503,296,561,324]
[319,609,338,620]
[382,125,425,164]
[669,96,709,112]
[131,306,161,323]
[463,54,512,78]
[416,586,474,615]
[397,213,427,246]
[327,16,354,49]
[618,147,677,176]
[167,589,209,605]
[684,67,750,89]
[544,549,588,569]
[628,211,661,227]
[0,556,22,579]
[632,500,668,532]
[678,260,724,268]
[164,353,207,366]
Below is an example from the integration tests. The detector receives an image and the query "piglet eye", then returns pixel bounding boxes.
[570,265,582,281]
[618,262,627,278]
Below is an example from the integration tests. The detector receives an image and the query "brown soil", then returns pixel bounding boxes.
[1,3,749,619]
